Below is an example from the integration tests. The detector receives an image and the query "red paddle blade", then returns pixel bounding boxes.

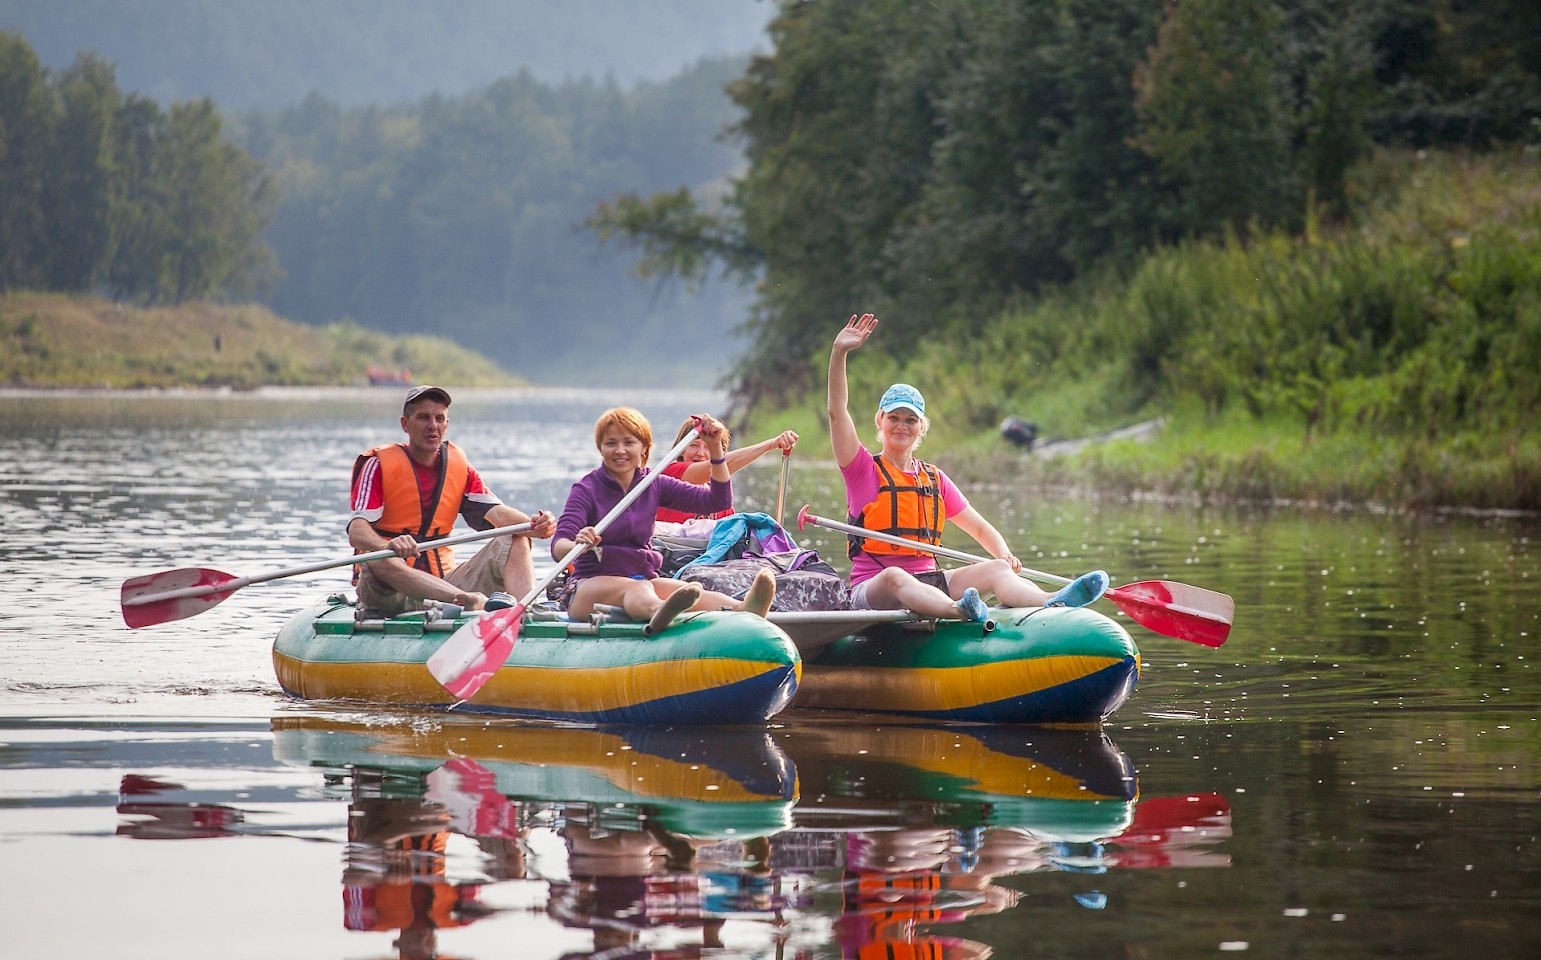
[120,568,239,628]
[427,605,525,700]
[1106,580,1234,647]
[1109,794,1232,868]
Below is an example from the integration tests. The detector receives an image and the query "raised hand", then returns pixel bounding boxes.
[833,313,878,353]
[692,414,726,442]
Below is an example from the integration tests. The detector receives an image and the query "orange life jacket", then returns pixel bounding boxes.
[847,453,945,560]
[343,880,473,931]
[354,441,469,578]
[856,940,945,960]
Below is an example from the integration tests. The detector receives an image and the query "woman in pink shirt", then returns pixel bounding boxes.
[828,313,1108,621]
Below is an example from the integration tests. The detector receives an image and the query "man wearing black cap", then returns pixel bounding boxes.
[347,385,556,618]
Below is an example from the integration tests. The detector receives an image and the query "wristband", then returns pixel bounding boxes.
[709,457,727,465]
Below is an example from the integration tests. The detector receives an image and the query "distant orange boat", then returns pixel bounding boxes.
[366,364,412,386]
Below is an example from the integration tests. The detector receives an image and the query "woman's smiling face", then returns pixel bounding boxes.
[877,408,926,450]
[599,424,647,476]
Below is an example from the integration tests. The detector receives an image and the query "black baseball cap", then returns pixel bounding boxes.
[403,385,452,413]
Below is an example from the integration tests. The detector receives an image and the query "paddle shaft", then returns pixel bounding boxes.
[124,521,533,606]
[799,509,1073,586]
[517,425,708,608]
[774,450,791,527]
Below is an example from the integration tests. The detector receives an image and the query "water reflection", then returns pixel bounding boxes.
[103,717,1231,959]
[116,774,246,840]
[775,723,1228,958]
[270,719,796,958]
[340,769,498,960]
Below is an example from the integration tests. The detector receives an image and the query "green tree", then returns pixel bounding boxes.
[724,0,961,401]
[1297,4,1375,217]
[43,52,121,289]
[1367,0,1541,146]
[237,57,751,380]
[156,99,274,304]
[101,94,168,301]
[1134,0,1297,238]
[0,31,57,291]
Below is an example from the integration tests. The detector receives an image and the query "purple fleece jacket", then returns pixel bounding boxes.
[555,465,732,580]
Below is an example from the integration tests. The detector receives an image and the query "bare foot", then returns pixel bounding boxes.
[741,569,777,618]
[646,583,702,636]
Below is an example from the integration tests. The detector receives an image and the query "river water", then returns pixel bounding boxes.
[1,388,1537,959]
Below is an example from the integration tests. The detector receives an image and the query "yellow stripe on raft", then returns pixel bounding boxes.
[801,653,1128,712]
[278,719,781,804]
[811,726,1127,802]
[273,650,798,713]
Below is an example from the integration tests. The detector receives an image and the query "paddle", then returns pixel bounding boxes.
[774,449,792,527]
[796,506,1233,647]
[120,521,533,629]
[428,422,711,701]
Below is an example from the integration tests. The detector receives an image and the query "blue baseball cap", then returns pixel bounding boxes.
[878,383,925,417]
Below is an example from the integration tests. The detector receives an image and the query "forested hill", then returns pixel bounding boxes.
[0,0,773,109]
[233,57,756,385]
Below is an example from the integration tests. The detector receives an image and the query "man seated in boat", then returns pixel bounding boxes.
[348,385,556,618]
[828,314,1109,620]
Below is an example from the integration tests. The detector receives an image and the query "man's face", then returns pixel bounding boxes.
[401,401,449,459]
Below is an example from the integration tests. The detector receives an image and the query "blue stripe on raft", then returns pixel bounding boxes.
[451,662,800,726]
[867,658,1138,724]
[621,727,799,801]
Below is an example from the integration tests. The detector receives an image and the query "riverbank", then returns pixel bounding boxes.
[0,293,520,389]
[987,409,1540,514]
[754,398,1540,515]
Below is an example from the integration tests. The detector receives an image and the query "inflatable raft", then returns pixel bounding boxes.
[778,722,1139,838]
[272,595,801,725]
[773,721,1230,875]
[776,605,1139,724]
[271,717,798,840]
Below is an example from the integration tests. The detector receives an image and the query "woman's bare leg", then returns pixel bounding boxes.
[945,559,1053,607]
[569,576,664,622]
[861,566,959,618]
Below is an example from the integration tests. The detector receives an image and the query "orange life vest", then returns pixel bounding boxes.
[856,941,945,960]
[344,880,473,931]
[847,453,944,560]
[354,441,469,578]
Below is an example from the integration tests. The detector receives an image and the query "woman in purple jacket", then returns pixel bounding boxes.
[552,407,776,635]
